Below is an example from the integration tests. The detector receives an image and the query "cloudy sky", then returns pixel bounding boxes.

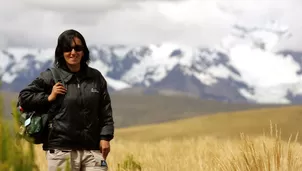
[0,0,301,50]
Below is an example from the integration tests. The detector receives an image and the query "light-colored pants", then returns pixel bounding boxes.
[46,149,108,171]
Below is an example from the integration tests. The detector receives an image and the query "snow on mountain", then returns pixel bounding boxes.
[1,20,302,104]
[0,46,130,91]
[105,77,131,90]
[218,20,302,103]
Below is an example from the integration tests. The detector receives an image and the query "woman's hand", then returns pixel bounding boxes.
[100,140,110,160]
[48,82,67,102]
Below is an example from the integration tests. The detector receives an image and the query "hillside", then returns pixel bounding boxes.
[115,105,302,142]
[0,90,279,128]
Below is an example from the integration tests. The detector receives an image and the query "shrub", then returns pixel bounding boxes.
[0,93,39,170]
[0,92,70,171]
[117,154,142,171]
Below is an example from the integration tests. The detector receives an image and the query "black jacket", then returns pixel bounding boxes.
[18,66,114,151]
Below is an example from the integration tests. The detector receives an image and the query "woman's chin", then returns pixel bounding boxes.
[66,63,81,68]
[67,61,80,66]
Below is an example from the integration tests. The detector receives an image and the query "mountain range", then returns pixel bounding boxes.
[1,20,302,104]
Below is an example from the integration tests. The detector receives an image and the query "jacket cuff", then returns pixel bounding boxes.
[100,135,114,141]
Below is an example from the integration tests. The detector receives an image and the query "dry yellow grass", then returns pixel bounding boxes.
[32,123,302,171]
[27,105,302,170]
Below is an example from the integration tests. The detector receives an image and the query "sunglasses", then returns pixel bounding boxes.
[62,45,84,52]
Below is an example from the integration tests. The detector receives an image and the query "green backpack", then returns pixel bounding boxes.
[16,67,65,144]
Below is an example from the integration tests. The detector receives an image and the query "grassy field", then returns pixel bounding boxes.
[115,105,302,143]
[27,105,302,171]
[32,132,302,171]
[1,90,301,170]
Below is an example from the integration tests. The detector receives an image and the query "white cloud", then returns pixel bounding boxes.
[0,0,301,51]
[21,0,144,13]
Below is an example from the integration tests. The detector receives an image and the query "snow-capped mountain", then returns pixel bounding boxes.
[1,20,302,104]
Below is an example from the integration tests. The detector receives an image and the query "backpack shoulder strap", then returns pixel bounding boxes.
[47,67,65,120]
[49,67,65,86]
[44,67,66,143]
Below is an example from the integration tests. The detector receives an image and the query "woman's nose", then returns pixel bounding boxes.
[71,49,76,54]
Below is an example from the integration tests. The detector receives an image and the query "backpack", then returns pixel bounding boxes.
[16,67,65,144]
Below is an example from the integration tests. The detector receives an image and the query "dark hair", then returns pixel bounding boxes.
[54,29,90,69]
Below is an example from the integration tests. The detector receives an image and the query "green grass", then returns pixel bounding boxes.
[115,105,302,143]
[0,91,40,170]
[0,89,71,171]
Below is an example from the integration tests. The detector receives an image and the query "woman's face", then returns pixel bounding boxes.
[63,37,84,67]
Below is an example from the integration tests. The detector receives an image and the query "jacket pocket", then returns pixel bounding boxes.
[89,150,108,169]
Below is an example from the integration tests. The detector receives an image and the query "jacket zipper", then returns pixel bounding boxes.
[77,78,82,103]
[77,77,87,129]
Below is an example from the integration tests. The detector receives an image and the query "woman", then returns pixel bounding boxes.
[18,29,114,171]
